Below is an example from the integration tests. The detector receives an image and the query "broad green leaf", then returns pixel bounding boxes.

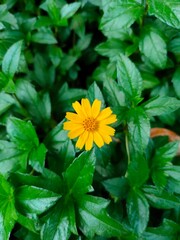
[44,120,68,152]
[103,79,126,107]
[57,82,86,112]
[95,39,126,58]
[152,169,167,190]
[143,219,180,240]
[172,67,180,98]
[100,1,143,36]
[15,185,61,214]
[127,107,150,153]
[17,212,39,233]
[127,189,149,234]
[143,185,180,209]
[168,36,180,56]
[15,79,51,126]
[148,0,180,29]
[0,141,28,176]
[0,175,17,240]
[87,82,105,107]
[77,34,92,51]
[116,54,143,100]
[64,151,96,199]
[10,169,63,194]
[0,92,14,115]
[141,72,160,89]
[152,142,179,167]
[2,40,23,78]
[29,143,47,172]
[33,53,55,88]
[143,96,180,117]
[139,28,167,69]
[31,30,57,44]
[0,4,17,28]
[102,177,129,199]
[78,195,128,238]
[127,154,149,187]
[41,198,75,240]
[167,177,180,194]
[0,71,9,90]
[61,2,81,19]
[162,165,180,181]
[7,117,39,151]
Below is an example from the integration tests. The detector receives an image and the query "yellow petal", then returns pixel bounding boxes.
[91,99,101,118]
[68,127,84,139]
[98,129,112,144]
[96,107,112,121]
[63,121,82,131]
[100,114,117,125]
[81,98,91,117]
[85,132,94,151]
[65,112,83,122]
[76,131,89,149]
[72,101,86,118]
[93,131,104,148]
[99,125,115,136]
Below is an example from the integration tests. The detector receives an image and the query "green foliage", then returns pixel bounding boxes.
[0,0,180,239]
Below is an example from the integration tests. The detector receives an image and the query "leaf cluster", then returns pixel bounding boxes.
[0,0,180,239]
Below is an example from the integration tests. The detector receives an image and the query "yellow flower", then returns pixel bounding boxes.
[63,98,117,151]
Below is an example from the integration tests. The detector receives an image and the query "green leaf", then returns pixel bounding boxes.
[0,71,9,90]
[127,154,149,187]
[143,185,180,209]
[0,92,14,115]
[0,175,17,240]
[17,212,39,233]
[10,169,63,194]
[143,219,180,240]
[78,195,128,238]
[102,177,129,199]
[152,142,179,167]
[100,1,143,36]
[0,141,28,176]
[15,185,61,214]
[127,107,150,153]
[2,40,23,78]
[31,30,57,44]
[64,151,96,199]
[148,0,180,29]
[15,79,51,126]
[29,143,47,173]
[141,72,160,90]
[143,96,180,117]
[61,2,81,19]
[7,117,39,151]
[152,169,167,190]
[162,165,180,181]
[41,198,76,240]
[127,189,149,234]
[139,28,167,69]
[57,82,86,112]
[103,79,126,107]
[116,54,143,100]
[172,67,180,98]
[95,39,126,58]
[87,82,105,107]
[33,53,55,88]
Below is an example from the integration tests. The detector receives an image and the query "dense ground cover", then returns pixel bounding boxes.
[0,0,180,239]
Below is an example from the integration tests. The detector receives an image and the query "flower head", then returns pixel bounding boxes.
[63,98,117,151]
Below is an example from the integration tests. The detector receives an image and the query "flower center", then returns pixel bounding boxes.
[83,117,98,132]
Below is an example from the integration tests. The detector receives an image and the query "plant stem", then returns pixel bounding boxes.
[125,132,130,177]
